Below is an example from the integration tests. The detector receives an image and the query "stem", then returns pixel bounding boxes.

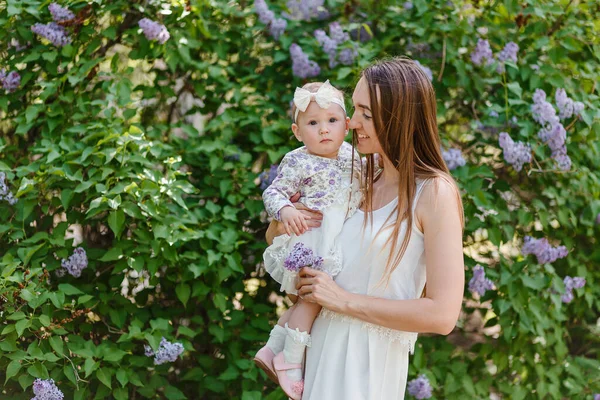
[502,72,509,123]
[437,35,446,82]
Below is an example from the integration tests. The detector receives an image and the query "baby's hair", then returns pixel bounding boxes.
[291,81,346,123]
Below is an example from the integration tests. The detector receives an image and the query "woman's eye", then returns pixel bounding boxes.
[363,114,372,120]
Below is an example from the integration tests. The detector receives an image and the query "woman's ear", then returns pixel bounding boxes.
[291,123,303,142]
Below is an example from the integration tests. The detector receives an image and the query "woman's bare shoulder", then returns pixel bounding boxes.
[415,175,461,228]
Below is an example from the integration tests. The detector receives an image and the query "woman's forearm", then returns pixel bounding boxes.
[337,292,458,335]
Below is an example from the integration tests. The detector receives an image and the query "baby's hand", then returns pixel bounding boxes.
[280,206,310,236]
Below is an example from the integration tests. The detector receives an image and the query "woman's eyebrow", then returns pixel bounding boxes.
[357,103,371,112]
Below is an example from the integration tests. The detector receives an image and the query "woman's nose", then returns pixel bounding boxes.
[348,115,360,130]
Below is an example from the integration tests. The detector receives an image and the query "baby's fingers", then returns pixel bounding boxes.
[290,219,302,236]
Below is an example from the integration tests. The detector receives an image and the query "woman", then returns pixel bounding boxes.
[266,57,464,399]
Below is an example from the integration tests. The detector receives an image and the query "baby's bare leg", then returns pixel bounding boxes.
[286,298,322,333]
[276,302,296,327]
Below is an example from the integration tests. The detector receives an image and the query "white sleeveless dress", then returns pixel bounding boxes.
[302,179,430,400]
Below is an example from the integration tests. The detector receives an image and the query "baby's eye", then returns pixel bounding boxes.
[329,117,338,123]
[309,120,317,125]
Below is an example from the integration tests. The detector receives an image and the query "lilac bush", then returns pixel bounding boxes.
[495,41,518,73]
[0,172,17,205]
[407,374,433,399]
[49,3,75,22]
[521,236,568,265]
[555,88,584,120]
[0,70,21,92]
[471,38,494,66]
[442,148,466,170]
[139,18,170,44]
[531,89,573,170]
[58,247,88,277]
[290,43,320,78]
[31,22,72,47]
[259,164,279,190]
[498,132,531,172]
[32,378,64,400]
[254,0,287,40]
[469,265,494,296]
[145,337,185,365]
[283,0,327,21]
[562,276,586,303]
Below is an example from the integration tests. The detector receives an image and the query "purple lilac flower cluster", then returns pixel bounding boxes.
[290,43,320,78]
[283,0,328,21]
[468,265,494,296]
[407,375,433,399]
[31,22,71,47]
[555,88,584,120]
[32,378,64,400]
[0,172,17,205]
[139,18,170,44]
[495,42,519,73]
[414,60,433,81]
[470,39,494,66]
[594,394,600,400]
[531,89,579,170]
[596,213,600,225]
[58,247,88,278]
[283,243,323,272]
[254,0,287,40]
[442,148,466,170]
[0,69,21,92]
[144,337,184,365]
[561,276,586,303]
[314,22,356,67]
[49,3,75,22]
[498,132,531,172]
[403,2,414,10]
[521,236,568,265]
[259,164,279,190]
[471,39,519,73]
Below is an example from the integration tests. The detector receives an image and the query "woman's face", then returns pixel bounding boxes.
[349,77,383,155]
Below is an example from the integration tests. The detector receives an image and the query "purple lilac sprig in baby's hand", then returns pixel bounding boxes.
[284,243,323,272]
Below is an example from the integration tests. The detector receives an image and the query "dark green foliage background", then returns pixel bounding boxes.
[1,0,599,399]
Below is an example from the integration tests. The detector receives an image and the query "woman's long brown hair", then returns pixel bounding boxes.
[356,56,464,289]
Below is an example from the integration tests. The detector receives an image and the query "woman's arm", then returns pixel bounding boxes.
[297,179,464,335]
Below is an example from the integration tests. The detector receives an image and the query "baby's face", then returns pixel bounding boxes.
[292,101,349,159]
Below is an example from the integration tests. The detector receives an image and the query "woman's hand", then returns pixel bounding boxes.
[265,193,323,245]
[296,267,350,312]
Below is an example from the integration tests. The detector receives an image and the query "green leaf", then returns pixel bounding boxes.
[116,369,129,387]
[96,368,112,389]
[58,283,84,295]
[176,283,191,307]
[16,318,31,337]
[49,336,64,355]
[5,360,21,384]
[108,209,125,237]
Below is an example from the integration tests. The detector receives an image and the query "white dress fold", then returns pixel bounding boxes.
[303,179,430,400]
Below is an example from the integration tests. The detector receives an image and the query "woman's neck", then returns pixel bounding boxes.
[378,154,400,187]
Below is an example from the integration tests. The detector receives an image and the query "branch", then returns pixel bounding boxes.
[547,0,574,36]
[437,35,446,82]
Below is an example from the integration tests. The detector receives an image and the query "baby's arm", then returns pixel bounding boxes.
[280,206,310,236]
[262,153,309,236]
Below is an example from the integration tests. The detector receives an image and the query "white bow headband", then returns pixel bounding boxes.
[293,80,346,122]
